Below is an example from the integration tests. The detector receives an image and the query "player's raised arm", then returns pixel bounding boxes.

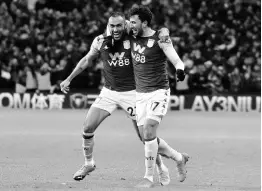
[158,38,186,81]
[60,37,100,94]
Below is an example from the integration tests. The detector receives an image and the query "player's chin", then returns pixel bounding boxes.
[113,36,121,40]
[113,34,121,40]
[132,29,138,36]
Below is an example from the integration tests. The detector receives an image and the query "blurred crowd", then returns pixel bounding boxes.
[0,0,260,94]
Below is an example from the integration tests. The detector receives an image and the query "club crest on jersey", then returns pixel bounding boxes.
[123,40,130,49]
[147,39,155,47]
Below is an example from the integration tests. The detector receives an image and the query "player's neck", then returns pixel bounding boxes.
[141,27,155,37]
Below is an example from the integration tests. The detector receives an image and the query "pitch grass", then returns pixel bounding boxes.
[0,109,260,191]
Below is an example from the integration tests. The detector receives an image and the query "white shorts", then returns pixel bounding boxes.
[92,87,136,120]
[136,89,170,126]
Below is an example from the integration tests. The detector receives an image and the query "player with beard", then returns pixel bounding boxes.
[127,6,190,188]
[60,12,171,184]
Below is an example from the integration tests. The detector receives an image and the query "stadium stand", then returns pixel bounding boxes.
[0,0,260,94]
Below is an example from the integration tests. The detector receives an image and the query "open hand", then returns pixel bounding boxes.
[60,79,70,94]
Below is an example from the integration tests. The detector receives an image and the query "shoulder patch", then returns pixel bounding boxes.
[123,40,130,49]
[147,39,155,48]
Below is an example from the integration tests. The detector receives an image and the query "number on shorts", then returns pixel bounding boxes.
[151,102,160,111]
[127,107,135,117]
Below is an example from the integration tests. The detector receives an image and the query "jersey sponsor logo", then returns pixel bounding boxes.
[133,43,145,54]
[147,39,155,47]
[131,52,145,63]
[109,52,125,60]
[107,52,130,66]
[107,59,131,66]
[123,40,130,49]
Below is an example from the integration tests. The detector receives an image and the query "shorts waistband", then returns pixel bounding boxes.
[104,84,116,91]
[104,84,135,92]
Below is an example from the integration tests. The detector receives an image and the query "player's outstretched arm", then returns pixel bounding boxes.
[60,38,100,94]
[158,39,186,82]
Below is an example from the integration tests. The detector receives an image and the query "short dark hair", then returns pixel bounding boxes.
[109,11,125,20]
[129,5,153,26]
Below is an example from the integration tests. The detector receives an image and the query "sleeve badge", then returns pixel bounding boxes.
[123,40,130,49]
[147,39,155,47]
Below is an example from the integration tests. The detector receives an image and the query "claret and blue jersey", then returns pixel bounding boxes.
[91,34,135,92]
[130,33,170,93]
[91,31,170,93]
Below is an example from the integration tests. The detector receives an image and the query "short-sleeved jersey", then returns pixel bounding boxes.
[130,33,169,93]
[90,34,135,92]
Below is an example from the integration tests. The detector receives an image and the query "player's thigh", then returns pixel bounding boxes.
[84,88,117,132]
[83,106,110,132]
[146,89,170,125]
[92,87,118,114]
[135,95,148,127]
